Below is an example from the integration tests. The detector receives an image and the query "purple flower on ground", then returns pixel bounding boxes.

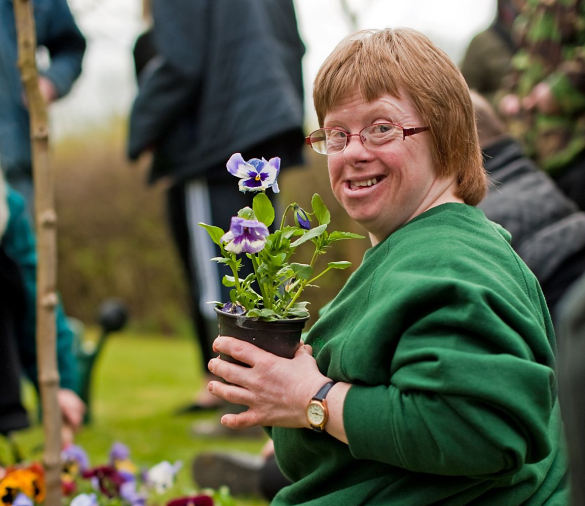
[12,494,33,506]
[221,217,269,254]
[70,493,97,506]
[293,206,311,230]
[109,442,130,464]
[120,479,147,506]
[62,445,90,472]
[227,153,280,193]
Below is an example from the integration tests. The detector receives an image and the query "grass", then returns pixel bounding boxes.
[1,330,269,506]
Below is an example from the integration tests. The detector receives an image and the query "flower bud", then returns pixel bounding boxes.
[293,206,311,230]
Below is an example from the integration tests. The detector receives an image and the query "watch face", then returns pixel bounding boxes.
[307,402,325,426]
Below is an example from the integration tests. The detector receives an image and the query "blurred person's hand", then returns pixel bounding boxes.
[38,76,58,104]
[21,76,58,108]
[522,82,560,114]
[58,388,86,447]
[260,439,274,460]
[499,93,522,116]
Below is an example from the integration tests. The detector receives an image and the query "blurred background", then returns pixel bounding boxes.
[51,0,496,335]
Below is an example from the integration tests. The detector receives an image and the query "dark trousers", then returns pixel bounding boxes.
[167,176,261,367]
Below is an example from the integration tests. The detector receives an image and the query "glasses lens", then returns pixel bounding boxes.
[362,123,398,150]
[310,129,347,155]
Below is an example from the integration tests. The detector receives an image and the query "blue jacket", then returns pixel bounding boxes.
[0,183,78,391]
[128,0,305,183]
[0,0,85,180]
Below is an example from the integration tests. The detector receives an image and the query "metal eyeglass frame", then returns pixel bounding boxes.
[305,123,430,155]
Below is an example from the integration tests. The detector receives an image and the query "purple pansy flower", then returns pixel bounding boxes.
[109,442,130,464]
[293,206,311,230]
[227,153,280,193]
[120,479,147,506]
[70,494,97,506]
[62,444,90,472]
[12,494,33,506]
[221,217,269,254]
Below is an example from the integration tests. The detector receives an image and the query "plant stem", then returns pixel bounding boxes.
[285,265,336,311]
[228,257,241,293]
[279,204,295,230]
[251,255,271,309]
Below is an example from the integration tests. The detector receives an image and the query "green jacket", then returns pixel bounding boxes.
[503,0,585,174]
[271,204,568,505]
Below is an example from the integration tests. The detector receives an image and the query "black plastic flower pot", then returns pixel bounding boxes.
[215,307,309,366]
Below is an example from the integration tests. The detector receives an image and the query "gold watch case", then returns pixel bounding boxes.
[306,399,328,431]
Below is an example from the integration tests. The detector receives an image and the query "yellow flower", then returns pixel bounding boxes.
[0,464,45,505]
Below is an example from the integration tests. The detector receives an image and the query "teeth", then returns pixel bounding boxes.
[351,178,378,188]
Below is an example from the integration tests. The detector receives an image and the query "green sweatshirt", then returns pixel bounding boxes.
[271,203,568,505]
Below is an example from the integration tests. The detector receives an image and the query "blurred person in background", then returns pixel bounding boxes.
[0,171,85,448]
[460,0,519,105]
[498,0,585,210]
[127,0,305,418]
[0,0,85,213]
[472,90,585,324]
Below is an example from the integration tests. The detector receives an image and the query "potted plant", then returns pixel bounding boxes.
[199,154,364,364]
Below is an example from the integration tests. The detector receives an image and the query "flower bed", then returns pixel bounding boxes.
[0,443,238,506]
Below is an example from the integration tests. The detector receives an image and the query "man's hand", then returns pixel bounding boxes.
[58,388,86,447]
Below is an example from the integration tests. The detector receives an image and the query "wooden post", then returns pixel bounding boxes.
[13,1,62,505]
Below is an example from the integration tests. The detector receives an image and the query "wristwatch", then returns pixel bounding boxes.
[306,381,336,432]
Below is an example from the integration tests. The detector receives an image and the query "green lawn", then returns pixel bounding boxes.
[2,331,268,506]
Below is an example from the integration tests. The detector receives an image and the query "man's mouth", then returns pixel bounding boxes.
[348,177,381,190]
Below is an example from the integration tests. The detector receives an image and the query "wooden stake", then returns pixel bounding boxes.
[13,1,62,505]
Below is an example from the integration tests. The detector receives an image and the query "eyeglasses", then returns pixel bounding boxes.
[305,123,430,156]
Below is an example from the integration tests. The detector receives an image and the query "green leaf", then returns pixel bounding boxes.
[237,206,255,220]
[247,308,280,320]
[198,223,224,245]
[210,256,231,264]
[222,275,237,287]
[327,231,366,242]
[253,193,275,227]
[290,263,313,280]
[328,261,352,269]
[311,194,331,225]
[285,308,310,318]
[291,224,327,247]
[281,226,303,239]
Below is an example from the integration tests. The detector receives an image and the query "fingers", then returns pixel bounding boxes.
[208,379,252,406]
[208,356,250,387]
[295,343,312,357]
[213,336,262,366]
[57,389,86,430]
[220,410,263,430]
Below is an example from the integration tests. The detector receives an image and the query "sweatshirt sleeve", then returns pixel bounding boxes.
[4,188,78,391]
[39,0,86,98]
[342,273,556,478]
